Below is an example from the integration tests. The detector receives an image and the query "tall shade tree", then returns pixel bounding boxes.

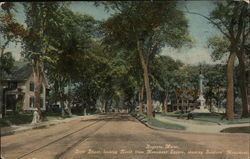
[21,2,65,121]
[208,35,249,118]
[127,52,144,113]
[205,1,250,119]
[44,8,97,116]
[100,1,192,118]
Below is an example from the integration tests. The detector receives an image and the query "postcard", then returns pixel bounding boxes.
[0,1,249,159]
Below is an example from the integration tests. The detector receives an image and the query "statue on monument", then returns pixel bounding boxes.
[199,73,204,94]
[192,66,210,113]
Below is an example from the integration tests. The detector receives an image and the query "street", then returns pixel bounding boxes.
[1,113,249,159]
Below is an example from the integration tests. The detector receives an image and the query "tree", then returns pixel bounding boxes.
[44,7,97,116]
[0,52,14,74]
[21,2,66,121]
[206,1,250,118]
[187,1,250,119]
[202,64,227,111]
[117,50,144,113]
[65,41,131,113]
[0,2,25,54]
[150,55,183,113]
[100,1,192,118]
[0,2,25,118]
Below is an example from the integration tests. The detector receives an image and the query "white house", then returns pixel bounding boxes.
[1,61,48,114]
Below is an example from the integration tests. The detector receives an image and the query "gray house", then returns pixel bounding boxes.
[1,61,48,114]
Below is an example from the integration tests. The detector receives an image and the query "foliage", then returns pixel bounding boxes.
[71,41,134,111]
[0,51,14,74]
[0,112,33,127]
[15,100,24,113]
[208,36,230,61]
[150,55,183,102]
[44,7,98,110]
[203,64,227,107]
[207,1,250,119]
[2,2,241,119]
[99,1,192,117]
[100,1,192,51]
[0,2,26,49]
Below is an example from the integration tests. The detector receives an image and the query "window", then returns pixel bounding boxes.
[29,97,44,108]
[29,96,35,107]
[8,82,17,89]
[30,82,34,92]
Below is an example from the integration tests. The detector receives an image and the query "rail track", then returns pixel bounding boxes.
[15,115,114,159]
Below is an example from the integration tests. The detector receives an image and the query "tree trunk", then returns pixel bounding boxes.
[139,86,144,114]
[33,61,43,122]
[226,51,236,120]
[163,95,168,113]
[103,100,108,113]
[181,98,184,112]
[209,98,212,112]
[108,100,113,112]
[137,41,153,118]
[161,99,165,113]
[237,52,249,117]
[58,80,65,117]
[59,95,64,117]
[67,103,72,117]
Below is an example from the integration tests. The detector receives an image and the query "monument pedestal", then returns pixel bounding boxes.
[192,94,210,113]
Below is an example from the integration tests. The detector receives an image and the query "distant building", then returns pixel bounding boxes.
[1,61,49,114]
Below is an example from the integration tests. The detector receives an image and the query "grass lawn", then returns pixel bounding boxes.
[147,118,186,130]
[42,112,64,121]
[161,112,250,124]
[133,113,186,130]
[220,126,250,134]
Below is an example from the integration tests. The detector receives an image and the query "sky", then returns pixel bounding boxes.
[3,1,223,65]
[162,1,223,65]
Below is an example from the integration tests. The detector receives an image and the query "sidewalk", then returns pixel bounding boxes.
[156,114,250,133]
[0,115,93,136]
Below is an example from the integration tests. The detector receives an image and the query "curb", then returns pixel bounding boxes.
[131,114,152,129]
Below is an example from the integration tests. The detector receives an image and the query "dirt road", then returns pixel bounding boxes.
[1,113,249,159]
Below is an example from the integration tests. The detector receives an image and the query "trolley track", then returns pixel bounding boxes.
[15,115,114,159]
[55,121,108,159]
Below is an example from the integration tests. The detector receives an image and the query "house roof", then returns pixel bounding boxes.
[2,61,33,81]
[2,61,49,88]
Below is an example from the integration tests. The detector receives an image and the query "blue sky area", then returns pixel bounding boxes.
[3,1,223,65]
